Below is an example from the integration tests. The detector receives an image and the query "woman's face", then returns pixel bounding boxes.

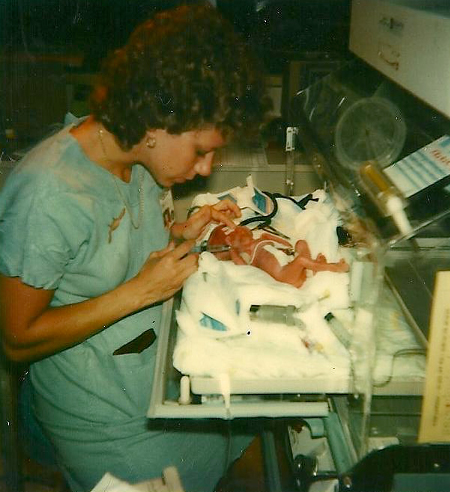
[137,128,226,187]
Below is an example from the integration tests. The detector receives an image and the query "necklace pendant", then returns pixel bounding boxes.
[110,170,145,230]
[99,127,145,230]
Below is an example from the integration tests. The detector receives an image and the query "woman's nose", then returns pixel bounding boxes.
[195,152,214,176]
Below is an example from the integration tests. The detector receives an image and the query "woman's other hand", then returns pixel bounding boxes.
[171,199,242,241]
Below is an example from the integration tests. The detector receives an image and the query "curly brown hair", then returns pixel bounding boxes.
[90,3,271,150]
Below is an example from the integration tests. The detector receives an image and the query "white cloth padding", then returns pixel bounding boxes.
[173,182,353,381]
[301,270,351,314]
[180,252,315,338]
[174,252,352,380]
[292,190,341,262]
[183,253,315,337]
[174,309,350,379]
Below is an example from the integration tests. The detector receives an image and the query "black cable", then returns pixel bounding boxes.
[239,192,318,228]
[271,192,319,210]
[239,192,278,227]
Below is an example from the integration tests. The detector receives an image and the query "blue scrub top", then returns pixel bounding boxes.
[0,122,168,417]
[0,125,252,492]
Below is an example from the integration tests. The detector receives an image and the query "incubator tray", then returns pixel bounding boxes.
[149,298,333,419]
[148,288,424,420]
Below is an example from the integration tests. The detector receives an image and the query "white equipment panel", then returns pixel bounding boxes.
[349,0,450,118]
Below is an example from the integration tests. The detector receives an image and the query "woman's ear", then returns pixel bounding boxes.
[145,131,157,149]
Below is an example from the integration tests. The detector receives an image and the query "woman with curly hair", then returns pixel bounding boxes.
[0,4,269,491]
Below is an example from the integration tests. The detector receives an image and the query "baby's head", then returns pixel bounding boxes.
[226,226,254,252]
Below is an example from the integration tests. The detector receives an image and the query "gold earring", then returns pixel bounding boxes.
[146,136,156,149]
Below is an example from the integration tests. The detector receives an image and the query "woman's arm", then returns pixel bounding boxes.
[0,240,197,362]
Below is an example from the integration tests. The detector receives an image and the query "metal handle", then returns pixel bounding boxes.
[285,127,299,196]
[379,15,404,33]
[378,49,400,70]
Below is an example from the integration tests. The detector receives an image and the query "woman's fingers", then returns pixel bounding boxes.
[212,198,242,218]
[209,208,237,230]
[149,241,176,259]
[171,239,197,259]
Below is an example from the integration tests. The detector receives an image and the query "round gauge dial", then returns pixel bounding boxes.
[334,97,406,171]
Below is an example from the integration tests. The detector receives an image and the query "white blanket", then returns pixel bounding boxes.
[173,181,353,381]
[172,179,424,390]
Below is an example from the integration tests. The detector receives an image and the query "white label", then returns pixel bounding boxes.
[419,270,450,443]
[384,135,450,198]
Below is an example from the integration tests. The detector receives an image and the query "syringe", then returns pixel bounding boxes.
[249,304,304,327]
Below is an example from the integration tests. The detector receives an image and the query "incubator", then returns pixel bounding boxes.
[147,2,450,489]
[148,54,450,492]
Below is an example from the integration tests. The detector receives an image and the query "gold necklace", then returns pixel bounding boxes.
[98,128,144,229]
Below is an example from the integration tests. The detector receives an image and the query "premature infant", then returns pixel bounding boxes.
[208,224,349,288]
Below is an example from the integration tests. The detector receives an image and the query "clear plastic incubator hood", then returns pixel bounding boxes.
[148,2,450,485]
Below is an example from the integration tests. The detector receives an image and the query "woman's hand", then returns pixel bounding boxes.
[131,240,199,305]
[171,199,242,241]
